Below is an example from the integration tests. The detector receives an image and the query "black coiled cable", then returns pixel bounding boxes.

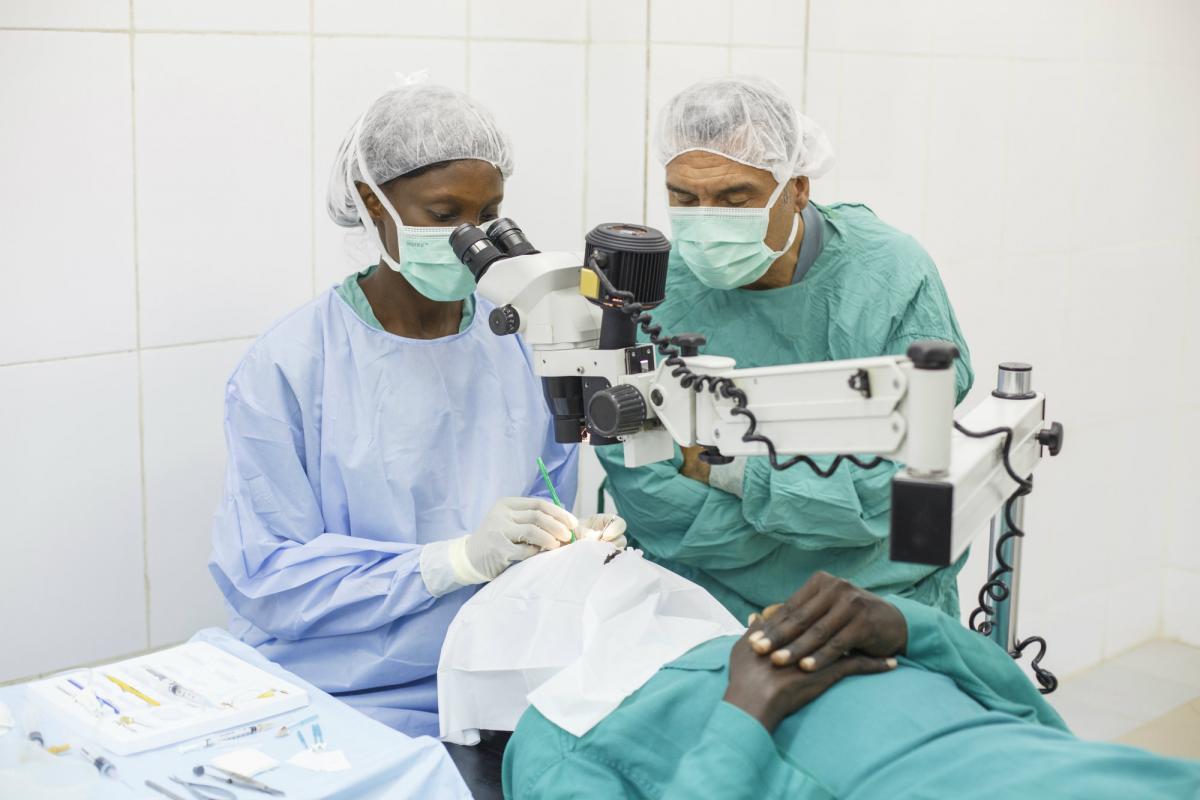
[595,263,884,476]
[956,421,1058,694]
[593,261,1056,690]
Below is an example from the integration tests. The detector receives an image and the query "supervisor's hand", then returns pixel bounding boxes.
[577,514,628,549]
[679,445,711,484]
[750,571,908,671]
[723,617,896,733]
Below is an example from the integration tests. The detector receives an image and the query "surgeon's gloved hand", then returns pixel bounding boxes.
[420,498,577,597]
[577,514,628,549]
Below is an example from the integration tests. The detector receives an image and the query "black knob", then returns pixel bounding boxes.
[1037,422,1065,457]
[587,384,646,437]
[907,340,959,370]
[698,447,734,465]
[489,305,520,335]
[668,334,707,357]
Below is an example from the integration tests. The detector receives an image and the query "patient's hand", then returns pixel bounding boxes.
[723,618,895,733]
[750,571,908,672]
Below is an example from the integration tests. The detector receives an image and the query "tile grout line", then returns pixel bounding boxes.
[581,0,591,238]
[0,336,258,370]
[801,0,812,112]
[127,0,153,652]
[464,2,472,91]
[640,1,651,225]
[725,1,733,71]
[309,0,317,298]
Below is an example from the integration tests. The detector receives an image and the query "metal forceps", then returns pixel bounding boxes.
[168,775,237,800]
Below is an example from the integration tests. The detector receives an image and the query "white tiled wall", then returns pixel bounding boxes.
[803,0,1200,676]
[1,1,1197,684]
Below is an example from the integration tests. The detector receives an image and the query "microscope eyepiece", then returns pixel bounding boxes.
[450,223,507,280]
[487,218,539,257]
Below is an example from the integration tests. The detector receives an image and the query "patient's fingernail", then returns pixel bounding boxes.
[748,631,770,651]
[800,656,816,671]
[886,658,898,669]
[747,613,762,626]
[771,649,791,665]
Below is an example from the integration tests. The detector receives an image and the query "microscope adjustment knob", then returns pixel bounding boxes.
[489,305,521,335]
[587,384,646,438]
[698,447,734,465]
[1037,422,1064,456]
[667,334,707,358]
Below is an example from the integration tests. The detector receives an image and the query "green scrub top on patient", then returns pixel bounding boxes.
[597,202,975,622]
[337,265,476,333]
[504,597,1200,799]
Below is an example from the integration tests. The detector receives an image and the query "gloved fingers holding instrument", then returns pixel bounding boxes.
[577,514,628,549]
[421,497,577,597]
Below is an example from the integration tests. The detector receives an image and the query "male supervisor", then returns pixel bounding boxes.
[597,75,974,622]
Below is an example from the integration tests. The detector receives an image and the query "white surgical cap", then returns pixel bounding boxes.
[326,83,514,228]
[654,75,835,184]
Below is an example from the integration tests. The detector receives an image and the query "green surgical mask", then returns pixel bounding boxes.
[668,175,800,291]
[390,225,477,301]
[348,116,478,302]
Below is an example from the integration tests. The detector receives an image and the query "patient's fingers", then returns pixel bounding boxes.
[761,604,784,621]
[824,654,896,685]
[801,616,874,672]
[769,598,856,667]
[751,582,835,655]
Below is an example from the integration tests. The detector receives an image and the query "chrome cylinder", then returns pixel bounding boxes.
[986,362,1032,653]
[987,497,1025,655]
[993,362,1034,399]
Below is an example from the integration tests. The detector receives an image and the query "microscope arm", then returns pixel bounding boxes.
[607,352,1053,568]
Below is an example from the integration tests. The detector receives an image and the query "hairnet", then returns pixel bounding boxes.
[654,75,835,183]
[326,83,514,228]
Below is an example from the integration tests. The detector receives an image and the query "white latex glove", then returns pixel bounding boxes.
[577,514,628,549]
[421,498,578,597]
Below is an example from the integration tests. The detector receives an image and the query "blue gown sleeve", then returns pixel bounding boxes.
[210,376,440,642]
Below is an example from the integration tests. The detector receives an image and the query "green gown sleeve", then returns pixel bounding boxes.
[735,276,975,547]
[515,701,781,800]
[659,701,780,800]
[597,445,781,571]
[888,595,1069,730]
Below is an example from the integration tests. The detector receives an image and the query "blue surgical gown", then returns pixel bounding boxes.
[210,287,577,737]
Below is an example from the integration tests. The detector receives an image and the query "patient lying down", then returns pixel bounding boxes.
[437,542,1200,799]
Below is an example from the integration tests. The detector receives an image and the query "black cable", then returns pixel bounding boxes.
[957,420,1058,694]
[593,261,884,476]
[592,260,1056,691]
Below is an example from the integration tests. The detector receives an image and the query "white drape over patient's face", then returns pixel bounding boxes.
[437,541,745,743]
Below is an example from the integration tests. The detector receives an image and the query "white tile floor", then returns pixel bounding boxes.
[1048,639,1200,742]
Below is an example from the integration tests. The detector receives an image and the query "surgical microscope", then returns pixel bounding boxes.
[449,219,1066,692]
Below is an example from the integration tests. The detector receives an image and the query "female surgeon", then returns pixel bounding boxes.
[210,82,625,737]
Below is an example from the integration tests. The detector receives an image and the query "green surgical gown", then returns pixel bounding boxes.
[504,597,1200,799]
[597,202,975,621]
